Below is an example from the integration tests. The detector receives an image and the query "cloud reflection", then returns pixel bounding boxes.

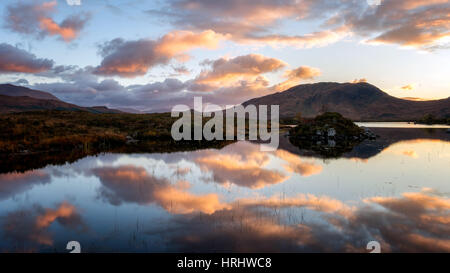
[93,165,230,214]
[192,142,322,188]
[0,170,50,200]
[147,188,449,252]
[2,202,85,251]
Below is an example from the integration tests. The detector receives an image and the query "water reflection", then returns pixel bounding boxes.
[93,165,229,214]
[3,202,86,252]
[147,188,450,252]
[0,129,449,252]
[0,170,50,200]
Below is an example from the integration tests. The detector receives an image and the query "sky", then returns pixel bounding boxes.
[0,0,449,112]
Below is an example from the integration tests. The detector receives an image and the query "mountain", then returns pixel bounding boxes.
[243,82,450,120]
[0,95,87,113]
[0,84,60,100]
[0,84,122,114]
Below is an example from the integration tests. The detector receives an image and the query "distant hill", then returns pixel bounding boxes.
[0,95,86,113]
[243,82,450,121]
[0,84,122,114]
[0,84,60,101]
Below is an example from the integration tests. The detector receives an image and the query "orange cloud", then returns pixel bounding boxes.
[155,30,227,57]
[5,1,89,43]
[401,84,414,90]
[273,66,321,91]
[194,54,286,86]
[359,1,450,50]
[39,18,77,42]
[241,27,350,48]
[166,1,350,48]
[95,30,227,77]
[352,78,368,83]
[157,0,450,51]
[399,0,449,10]
[0,43,54,73]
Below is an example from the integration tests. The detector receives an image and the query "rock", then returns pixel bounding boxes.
[126,135,139,144]
[328,140,336,147]
[327,128,336,137]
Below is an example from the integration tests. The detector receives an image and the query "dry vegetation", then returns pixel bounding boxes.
[0,110,176,154]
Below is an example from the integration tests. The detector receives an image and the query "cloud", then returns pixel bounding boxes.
[241,26,351,48]
[0,43,54,73]
[344,0,450,50]
[151,0,351,48]
[194,54,286,86]
[4,1,90,42]
[352,78,368,83]
[25,50,319,111]
[153,0,450,51]
[283,66,322,80]
[401,84,414,90]
[94,30,227,77]
[171,65,191,76]
[273,66,321,91]
[66,0,82,6]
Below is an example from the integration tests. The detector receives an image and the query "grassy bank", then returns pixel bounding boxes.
[0,110,238,173]
[0,111,178,154]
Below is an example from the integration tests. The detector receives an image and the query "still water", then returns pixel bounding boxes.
[356,122,450,128]
[0,124,449,252]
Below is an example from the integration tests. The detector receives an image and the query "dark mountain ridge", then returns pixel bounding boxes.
[0,84,60,101]
[0,84,122,114]
[243,82,450,121]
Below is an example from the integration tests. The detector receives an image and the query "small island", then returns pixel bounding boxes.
[415,114,450,125]
[288,112,377,157]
